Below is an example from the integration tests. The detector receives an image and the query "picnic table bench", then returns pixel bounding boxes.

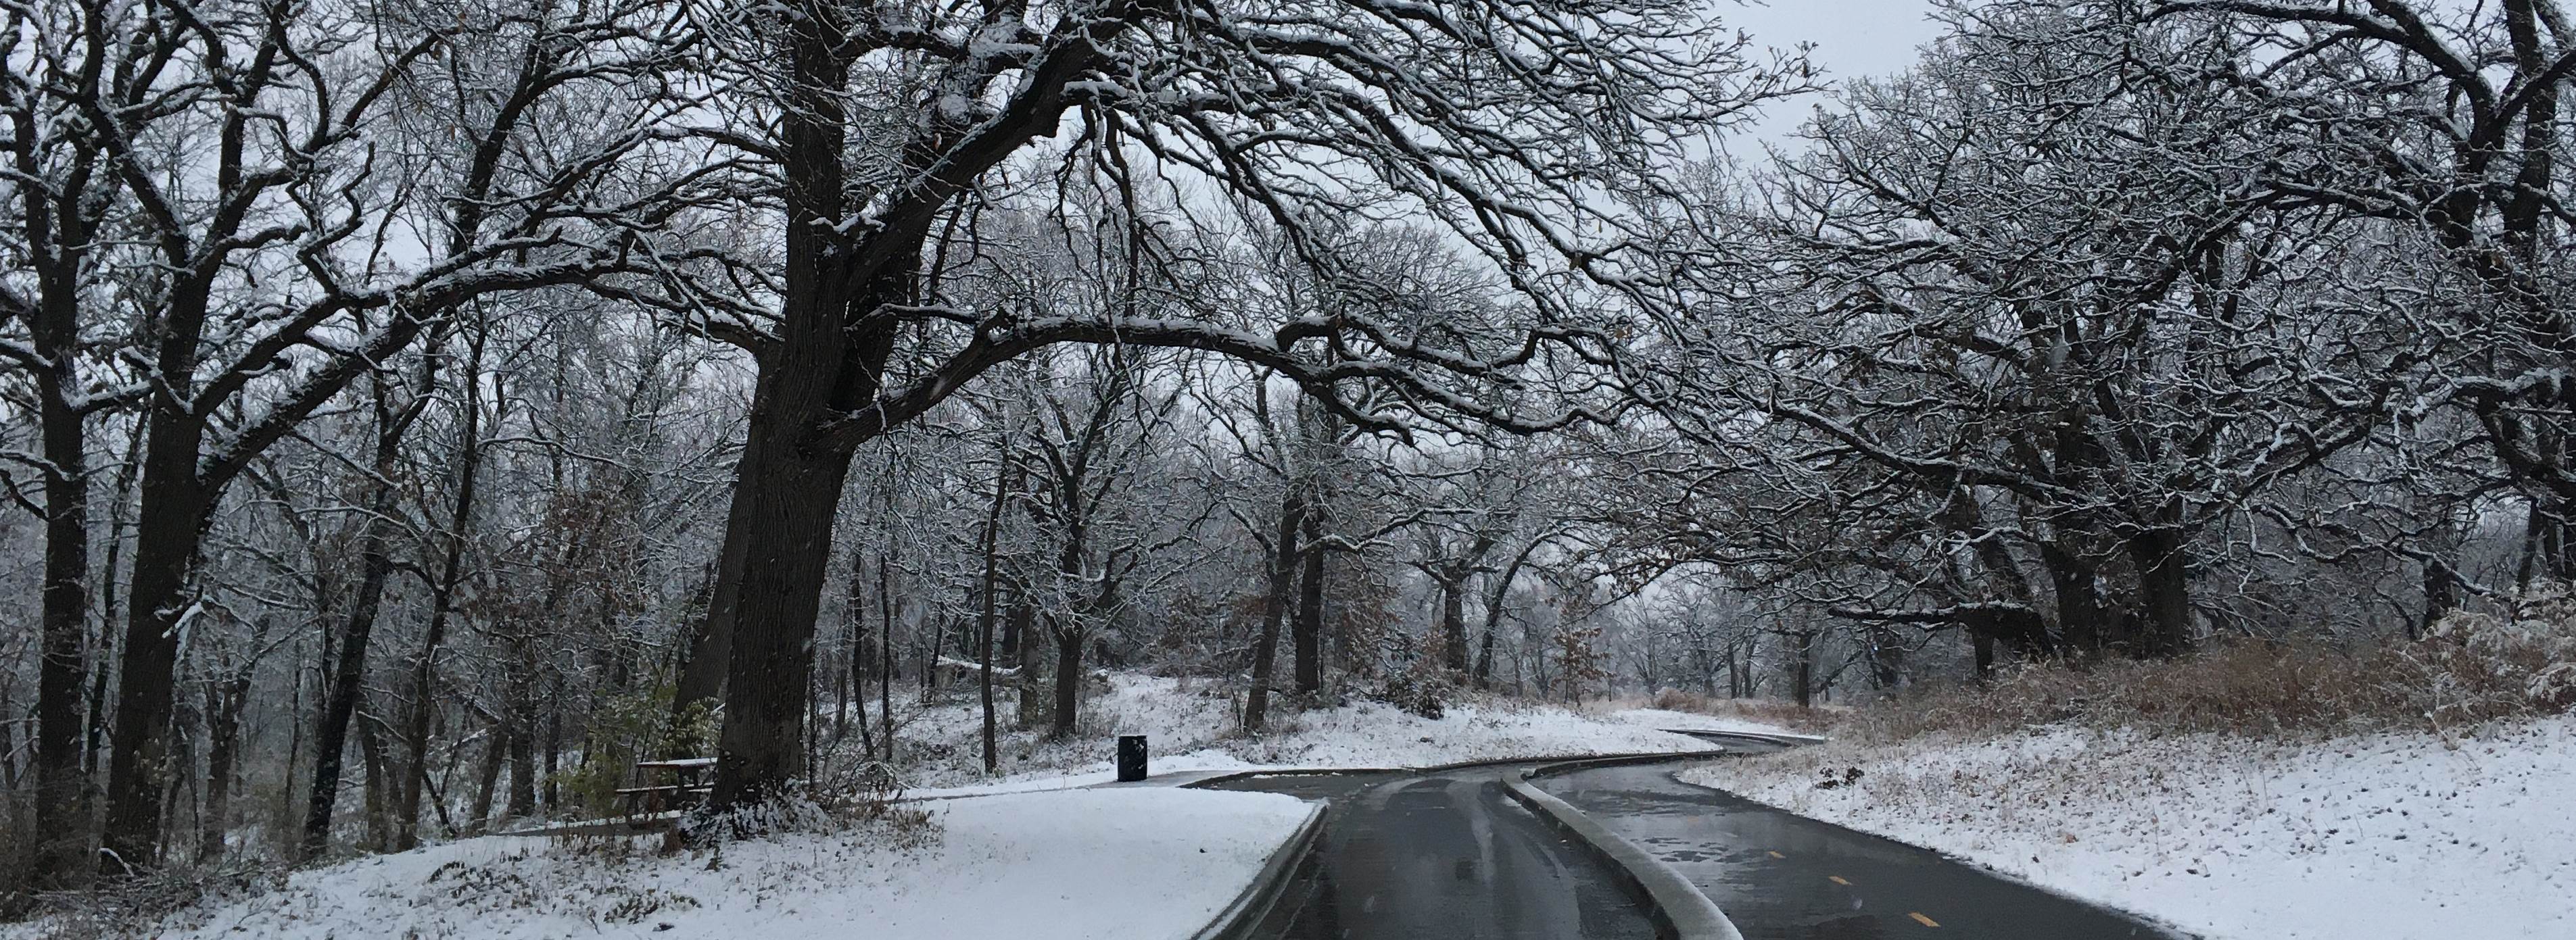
[619,756,716,815]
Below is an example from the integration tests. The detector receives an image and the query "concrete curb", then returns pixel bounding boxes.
[1505,760,1746,940]
[1187,801,1331,940]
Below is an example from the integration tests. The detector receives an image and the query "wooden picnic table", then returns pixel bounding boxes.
[618,757,717,815]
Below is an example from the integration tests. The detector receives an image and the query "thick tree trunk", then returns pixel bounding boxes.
[101,428,213,870]
[1050,627,1084,739]
[1014,603,1044,727]
[358,716,392,852]
[2041,541,2102,656]
[2130,523,2193,658]
[467,724,502,831]
[1791,630,1815,708]
[31,325,92,891]
[1437,575,1469,672]
[505,723,536,820]
[1243,494,1302,733]
[1292,514,1325,695]
[702,0,881,810]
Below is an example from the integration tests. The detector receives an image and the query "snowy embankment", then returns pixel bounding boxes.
[1681,716,2576,940]
[903,674,1783,798]
[113,788,1312,940]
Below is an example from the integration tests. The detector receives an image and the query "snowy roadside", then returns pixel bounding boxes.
[1681,716,2576,940]
[901,674,1797,799]
[38,788,1313,940]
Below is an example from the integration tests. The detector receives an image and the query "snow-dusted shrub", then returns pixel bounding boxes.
[2422,580,2576,719]
[11,864,283,940]
[1366,654,1451,720]
[675,762,936,849]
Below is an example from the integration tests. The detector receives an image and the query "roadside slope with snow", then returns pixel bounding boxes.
[94,788,1313,940]
[896,674,1791,797]
[1683,716,2576,940]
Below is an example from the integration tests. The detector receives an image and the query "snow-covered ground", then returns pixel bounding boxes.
[81,787,1312,940]
[1682,716,2576,940]
[895,673,1786,798]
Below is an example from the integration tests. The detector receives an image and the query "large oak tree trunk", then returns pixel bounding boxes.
[30,314,92,891]
[1292,516,1325,695]
[2041,541,2102,656]
[1437,574,1469,672]
[2131,524,2194,658]
[101,420,212,869]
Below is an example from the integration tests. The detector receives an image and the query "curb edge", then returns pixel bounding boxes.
[1504,764,1745,940]
[1187,800,1331,940]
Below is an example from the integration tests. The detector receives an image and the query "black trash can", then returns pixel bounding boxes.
[1116,734,1149,782]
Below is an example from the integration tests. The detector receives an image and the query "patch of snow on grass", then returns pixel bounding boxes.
[132,787,1313,940]
[1681,716,2576,940]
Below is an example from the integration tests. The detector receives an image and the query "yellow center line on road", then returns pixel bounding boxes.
[1828,875,1851,886]
[1908,912,1940,927]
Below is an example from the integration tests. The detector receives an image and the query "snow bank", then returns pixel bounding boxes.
[1599,706,1821,739]
[900,674,1779,798]
[1681,716,2576,940]
[124,788,1312,940]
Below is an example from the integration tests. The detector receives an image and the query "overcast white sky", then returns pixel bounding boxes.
[1719,0,1949,146]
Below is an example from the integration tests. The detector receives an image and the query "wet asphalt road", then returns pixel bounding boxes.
[1540,753,2187,939]
[1208,765,1661,940]
[1212,737,2187,940]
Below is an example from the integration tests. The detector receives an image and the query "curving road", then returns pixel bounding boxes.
[1540,737,2185,939]
[1214,736,2187,940]
[1208,764,1659,940]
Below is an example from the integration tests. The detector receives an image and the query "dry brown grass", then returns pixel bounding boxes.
[1625,688,1844,733]
[1841,590,2576,745]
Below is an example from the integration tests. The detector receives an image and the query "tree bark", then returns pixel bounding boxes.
[1014,602,1044,727]
[977,442,1014,774]
[2041,541,2102,656]
[29,291,92,890]
[1791,630,1815,708]
[1243,493,1302,733]
[846,549,874,760]
[197,674,247,864]
[2130,522,2193,658]
[467,723,503,831]
[1292,510,1325,695]
[1051,626,1084,739]
[100,429,212,870]
[878,555,897,763]
[1437,574,1469,672]
[504,723,536,820]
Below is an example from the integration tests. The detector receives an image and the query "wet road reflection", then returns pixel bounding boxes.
[1540,753,2185,940]
[1209,766,1660,940]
